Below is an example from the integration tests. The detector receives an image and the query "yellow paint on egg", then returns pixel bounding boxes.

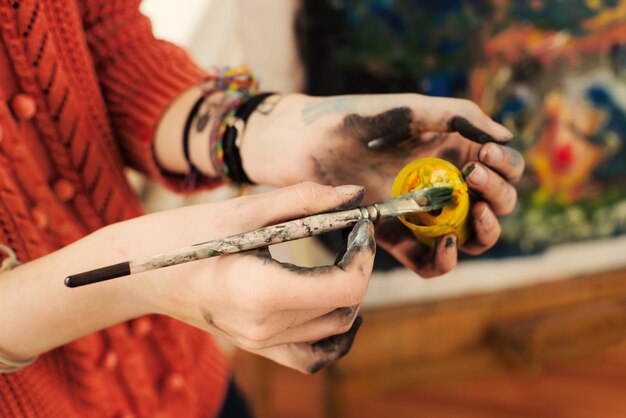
[392,157,470,247]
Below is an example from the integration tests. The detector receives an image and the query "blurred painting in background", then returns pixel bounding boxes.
[297,0,626,257]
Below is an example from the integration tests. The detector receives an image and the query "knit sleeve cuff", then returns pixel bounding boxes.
[96,38,225,193]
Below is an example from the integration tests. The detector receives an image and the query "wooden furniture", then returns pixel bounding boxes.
[235,267,626,418]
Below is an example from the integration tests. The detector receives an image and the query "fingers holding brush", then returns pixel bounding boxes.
[233,306,360,352]
[219,181,366,235]
[185,219,375,373]
[251,316,363,374]
[226,219,375,311]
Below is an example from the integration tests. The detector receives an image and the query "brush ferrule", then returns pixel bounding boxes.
[367,188,453,219]
[373,195,422,218]
[358,205,380,221]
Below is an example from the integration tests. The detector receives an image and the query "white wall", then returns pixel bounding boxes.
[140,0,302,91]
[140,0,216,47]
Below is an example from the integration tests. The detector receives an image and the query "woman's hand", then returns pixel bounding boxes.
[0,182,373,374]
[105,182,375,373]
[242,93,524,276]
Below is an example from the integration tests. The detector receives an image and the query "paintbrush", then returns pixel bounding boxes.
[65,187,453,288]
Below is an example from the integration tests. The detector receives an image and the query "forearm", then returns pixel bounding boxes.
[0,199,247,361]
[0,231,150,360]
[154,69,259,183]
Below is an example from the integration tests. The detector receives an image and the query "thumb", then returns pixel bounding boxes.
[246,181,366,227]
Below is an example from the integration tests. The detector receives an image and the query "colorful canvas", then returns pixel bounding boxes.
[299,0,626,256]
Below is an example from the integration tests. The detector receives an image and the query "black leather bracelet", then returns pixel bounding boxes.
[222,92,277,185]
[182,95,206,181]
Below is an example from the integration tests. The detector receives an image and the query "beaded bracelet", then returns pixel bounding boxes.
[205,67,258,180]
[182,66,258,188]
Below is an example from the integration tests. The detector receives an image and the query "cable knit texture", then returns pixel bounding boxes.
[0,0,229,416]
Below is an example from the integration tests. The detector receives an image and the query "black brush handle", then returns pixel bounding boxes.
[65,262,131,288]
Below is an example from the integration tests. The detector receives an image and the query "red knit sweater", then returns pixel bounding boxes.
[0,1,230,417]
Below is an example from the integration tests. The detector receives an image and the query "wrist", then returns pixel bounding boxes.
[154,85,204,174]
[88,223,169,319]
[240,93,311,186]
[93,204,225,319]
[222,92,278,185]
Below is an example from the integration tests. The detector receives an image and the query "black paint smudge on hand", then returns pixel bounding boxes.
[337,220,376,269]
[338,107,413,150]
[308,316,363,374]
[438,148,462,168]
[333,186,366,211]
[375,217,416,247]
[449,116,507,144]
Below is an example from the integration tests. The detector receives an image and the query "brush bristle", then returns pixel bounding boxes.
[423,187,454,209]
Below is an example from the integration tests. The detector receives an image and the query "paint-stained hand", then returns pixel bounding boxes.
[139,182,375,374]
[241,93,524,276]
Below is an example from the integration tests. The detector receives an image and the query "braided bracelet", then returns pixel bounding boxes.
[181,66,258,187]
